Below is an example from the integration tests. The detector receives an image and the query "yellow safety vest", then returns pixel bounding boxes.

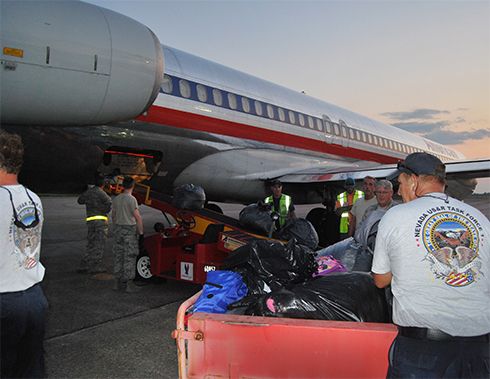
[264,194,291,229]
[337,190,363,233]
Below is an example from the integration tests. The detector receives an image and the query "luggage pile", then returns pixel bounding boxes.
[192,210,391,323]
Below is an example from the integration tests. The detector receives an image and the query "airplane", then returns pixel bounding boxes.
[2,0,488,243]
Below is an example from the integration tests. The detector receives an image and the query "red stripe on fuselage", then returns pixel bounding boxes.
[137,105,399,164]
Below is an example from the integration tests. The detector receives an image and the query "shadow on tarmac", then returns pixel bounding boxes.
[40,197,200,378]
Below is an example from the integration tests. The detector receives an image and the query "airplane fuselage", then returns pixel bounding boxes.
[1,0,470,204]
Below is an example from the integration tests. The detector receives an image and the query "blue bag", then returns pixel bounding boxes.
[194,270,248,314]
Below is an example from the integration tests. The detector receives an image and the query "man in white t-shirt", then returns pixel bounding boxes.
[0,131,48,378]
[372,152,489,378]
[347,176,377,237]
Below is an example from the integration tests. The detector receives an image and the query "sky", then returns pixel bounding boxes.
[86,0,490,192]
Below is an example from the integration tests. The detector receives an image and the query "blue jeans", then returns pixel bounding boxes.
[1,283,48,378]
[387,333,490,378]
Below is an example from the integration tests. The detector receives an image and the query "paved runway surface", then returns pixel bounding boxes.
[41,197,201,378]
[40,196,488,378]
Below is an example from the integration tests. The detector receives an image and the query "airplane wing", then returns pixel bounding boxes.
[275,157,489,200]
[276,157,489,184]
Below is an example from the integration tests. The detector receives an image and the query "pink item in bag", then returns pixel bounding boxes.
[313,255,346,277]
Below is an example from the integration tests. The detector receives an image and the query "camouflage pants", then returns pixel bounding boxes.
[82,220,108,264]
[112,225,138,280]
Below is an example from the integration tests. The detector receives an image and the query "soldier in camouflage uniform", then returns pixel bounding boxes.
[111,177,144,293]
[77,174,112,274]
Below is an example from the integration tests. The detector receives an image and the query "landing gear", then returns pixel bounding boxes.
[306,207,341,248]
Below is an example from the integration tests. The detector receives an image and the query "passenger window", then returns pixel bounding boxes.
[362,132,367,142]
[228,93,237,109]
[373,136,378,146]
[316,119,323,131]
[356,131,361,141]
[368,134,372,144]
[278,108,285,121]
[254,101,263,116]
[342,126,348,138]
[349,128,354,139]
[213,89,223,106]
[308,116,314,129]
[298,114,305,127]
[242,97,250,113]
[161,75,173,93]
[325,121,332,134]
[197,84,207,102]
[289,111,296,124]
[267,104,275,119]
[179,80,191,98]
[333,124,340,135]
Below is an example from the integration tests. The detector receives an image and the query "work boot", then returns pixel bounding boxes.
[90,263,107,274]
[77,260,90,273]
[113,278,124,291]
[125,279,142,293]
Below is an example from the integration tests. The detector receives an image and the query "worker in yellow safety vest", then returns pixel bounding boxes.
[264,179,296,231]
[335,178,363,240]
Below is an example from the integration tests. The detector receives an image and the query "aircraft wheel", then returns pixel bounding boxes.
[135,252,153,282]
[306,207,328,248]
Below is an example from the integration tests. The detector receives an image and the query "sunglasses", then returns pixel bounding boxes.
[2,187,40,230]
[397,161,418,176]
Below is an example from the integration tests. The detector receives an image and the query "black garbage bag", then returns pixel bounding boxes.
[172,184,205,210]
[222,239,318,294]
[279,218,319,250]
[229,272,389,323]
[238,201,273,235]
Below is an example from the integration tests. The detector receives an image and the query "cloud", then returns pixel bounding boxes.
[392,122,488,145]
[381,108,450,121]
[382,108,487,146]
[425,128,489,145]
[391,121,448,134]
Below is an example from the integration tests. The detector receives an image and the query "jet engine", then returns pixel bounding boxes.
[1,0,164,126]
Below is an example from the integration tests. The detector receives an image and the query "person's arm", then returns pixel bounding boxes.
[77,192,86,205]
[133,208,144,235]
[347,213,356,237]
[288,201,296,218]
[373,272,392,288]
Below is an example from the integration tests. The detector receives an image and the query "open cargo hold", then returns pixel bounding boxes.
[174,291,398,379]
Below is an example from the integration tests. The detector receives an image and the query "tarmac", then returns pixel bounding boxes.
[39,196,489,379]
[41,196,201,379]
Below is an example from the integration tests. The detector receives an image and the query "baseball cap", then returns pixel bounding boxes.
[344,178,355,188]
[271,179,282,186]
[387,152,446,181]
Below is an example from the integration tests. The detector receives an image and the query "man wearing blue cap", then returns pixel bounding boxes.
[335,178,363,240]
[372,152,489,378]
